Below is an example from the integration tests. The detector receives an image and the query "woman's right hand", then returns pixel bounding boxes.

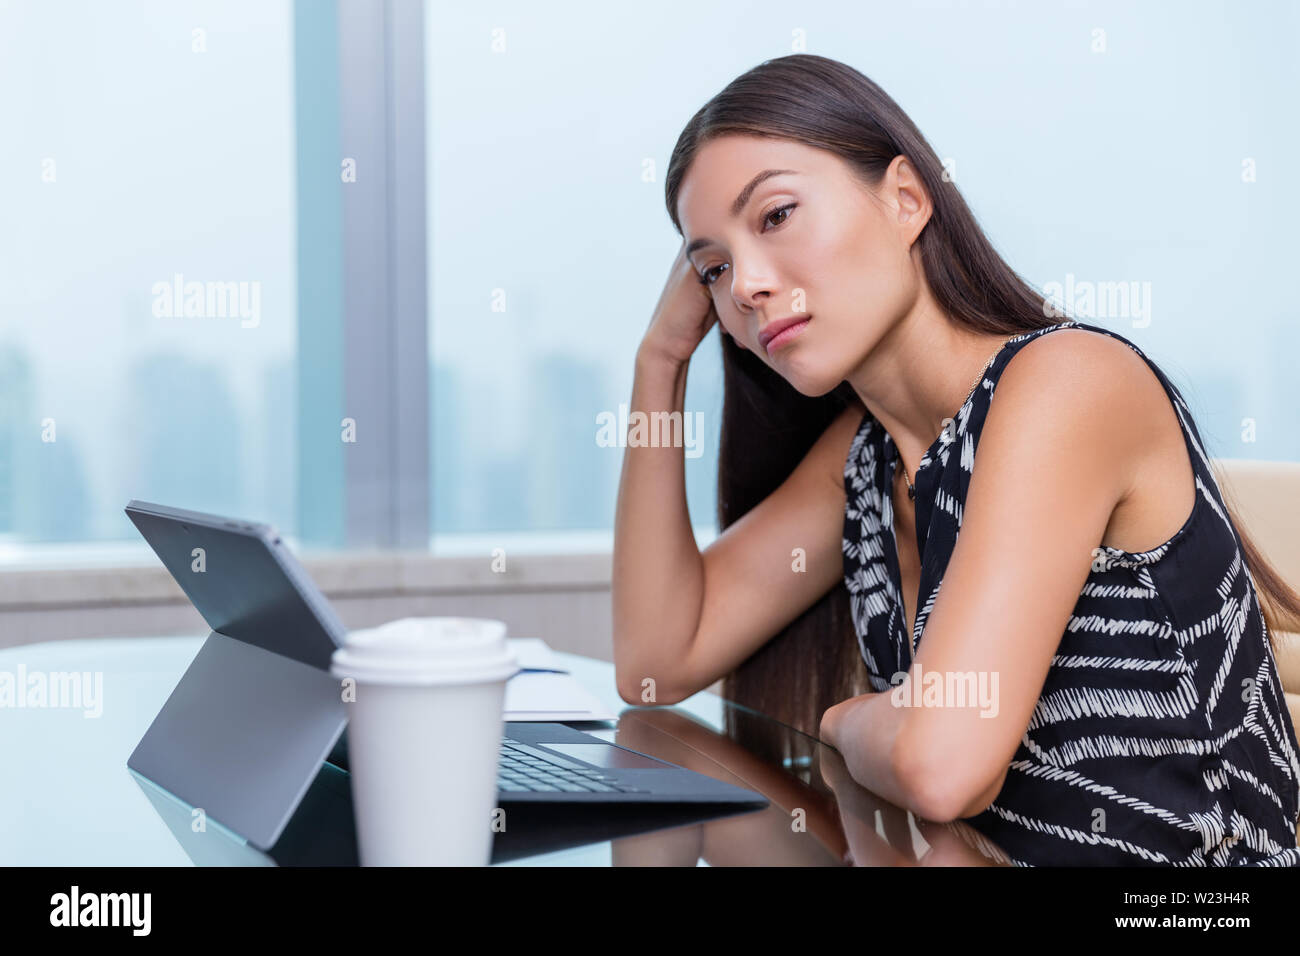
[640,239,724,365]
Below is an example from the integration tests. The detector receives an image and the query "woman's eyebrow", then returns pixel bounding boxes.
[685,169,800,258]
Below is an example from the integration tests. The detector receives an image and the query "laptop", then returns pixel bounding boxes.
[124,500,768,850]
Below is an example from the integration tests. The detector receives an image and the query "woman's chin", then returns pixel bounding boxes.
[780,361,841,397]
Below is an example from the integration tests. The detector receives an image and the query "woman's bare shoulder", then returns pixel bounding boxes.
[997,327,1171,443]
[994,327,1191,545]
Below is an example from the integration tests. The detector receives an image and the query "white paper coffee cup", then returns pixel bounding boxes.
[330,616,518,866]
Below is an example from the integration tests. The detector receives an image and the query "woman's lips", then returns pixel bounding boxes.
[764,317,811,356]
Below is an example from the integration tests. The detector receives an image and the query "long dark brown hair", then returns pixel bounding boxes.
[663,53,1300,742]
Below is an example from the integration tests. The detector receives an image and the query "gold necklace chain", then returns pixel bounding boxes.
[898,338,1012,501]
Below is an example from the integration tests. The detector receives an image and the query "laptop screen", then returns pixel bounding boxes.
[126,501,343,670]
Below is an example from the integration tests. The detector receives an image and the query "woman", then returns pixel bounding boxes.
[611,54,1300,866]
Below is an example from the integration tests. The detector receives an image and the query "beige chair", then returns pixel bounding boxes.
[1210,459,1300,848]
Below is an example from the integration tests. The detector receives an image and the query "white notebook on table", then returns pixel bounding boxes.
[504,638,616,721]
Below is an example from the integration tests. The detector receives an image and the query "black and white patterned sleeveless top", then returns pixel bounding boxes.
[842,320,1300,866]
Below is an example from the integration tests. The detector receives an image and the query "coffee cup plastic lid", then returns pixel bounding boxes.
[330,616,519,685]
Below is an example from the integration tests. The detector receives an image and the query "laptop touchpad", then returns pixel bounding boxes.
[543,744,669,770]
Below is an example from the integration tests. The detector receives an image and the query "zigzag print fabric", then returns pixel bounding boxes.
[841,320,1300,866]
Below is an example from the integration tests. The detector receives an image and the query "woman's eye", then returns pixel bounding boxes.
[764,202,795,229]
[699,202,797,288]
[700,263,728,286]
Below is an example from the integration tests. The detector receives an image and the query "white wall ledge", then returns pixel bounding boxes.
[0,525,720,612]
[0,550,615,611]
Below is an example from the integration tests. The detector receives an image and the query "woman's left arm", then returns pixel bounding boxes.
[823,330,1153,822]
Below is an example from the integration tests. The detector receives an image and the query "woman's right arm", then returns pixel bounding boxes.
[611,242,860,705]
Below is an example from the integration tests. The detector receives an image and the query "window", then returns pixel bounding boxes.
[424,4,723,546]
[4,0,1295,562]
[0,0,298,552]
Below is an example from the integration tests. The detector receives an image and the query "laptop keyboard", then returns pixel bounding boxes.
[498,738,646,794]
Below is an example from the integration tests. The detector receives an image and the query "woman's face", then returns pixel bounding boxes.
[675,134,926,396]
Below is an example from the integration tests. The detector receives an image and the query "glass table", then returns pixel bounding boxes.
[0,635,1010,866]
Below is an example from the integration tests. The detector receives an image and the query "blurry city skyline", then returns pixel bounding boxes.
[0,336,725,545]
[0,316,1296,549]
[3,0,1298,552]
